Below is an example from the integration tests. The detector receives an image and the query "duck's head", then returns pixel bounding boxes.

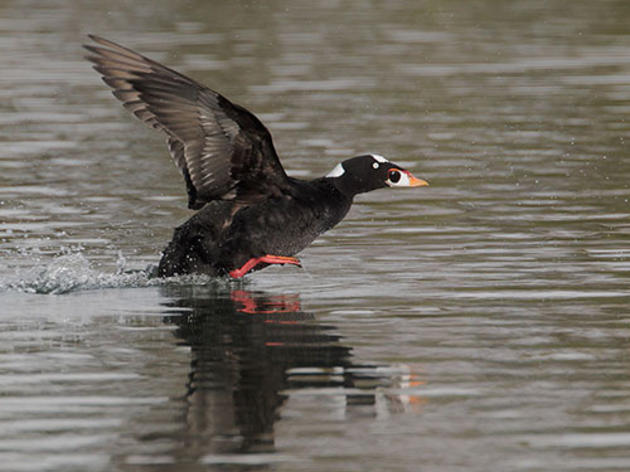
[326,154,428,196]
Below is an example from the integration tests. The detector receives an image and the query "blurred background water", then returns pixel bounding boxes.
[2,0,630,470]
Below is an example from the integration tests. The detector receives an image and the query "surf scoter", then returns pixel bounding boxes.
[85,35,428,278]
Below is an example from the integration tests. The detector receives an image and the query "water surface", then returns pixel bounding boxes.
[2,0,630,470]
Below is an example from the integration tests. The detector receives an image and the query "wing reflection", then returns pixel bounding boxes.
[160,285,425,458]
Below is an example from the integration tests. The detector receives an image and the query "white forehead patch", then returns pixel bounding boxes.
[326,162,345,178]
[371,153,389,163]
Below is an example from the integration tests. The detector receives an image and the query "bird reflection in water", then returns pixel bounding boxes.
[161,286,425,458]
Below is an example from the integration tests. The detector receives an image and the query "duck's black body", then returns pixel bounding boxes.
[158,178,351,277]
[85,36,428,278]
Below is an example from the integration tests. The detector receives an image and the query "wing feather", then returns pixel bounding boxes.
[85,35,290,209]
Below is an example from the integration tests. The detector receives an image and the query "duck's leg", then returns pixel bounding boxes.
[229,255,302,278]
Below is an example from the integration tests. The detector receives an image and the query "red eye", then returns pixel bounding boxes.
[388,169,401,183]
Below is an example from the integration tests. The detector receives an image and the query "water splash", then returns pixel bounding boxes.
[2,253,151,294]
[1,252,235,295]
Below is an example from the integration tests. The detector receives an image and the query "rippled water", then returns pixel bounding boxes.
[2,0,630,470]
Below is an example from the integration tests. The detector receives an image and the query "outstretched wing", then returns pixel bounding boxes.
[84,35,290,209]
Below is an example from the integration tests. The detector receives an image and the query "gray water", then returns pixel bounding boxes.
[2,0,630,470]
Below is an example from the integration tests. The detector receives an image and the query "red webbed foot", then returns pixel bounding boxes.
[229,254,302,278]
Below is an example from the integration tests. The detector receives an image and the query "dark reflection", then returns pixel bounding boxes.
[158,285,421,460]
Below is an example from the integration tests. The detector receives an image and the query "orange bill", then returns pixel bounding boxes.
[404,171,429,187]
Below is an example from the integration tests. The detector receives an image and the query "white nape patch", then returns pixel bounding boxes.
[371,153,389,163]
[326,162,345,177]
